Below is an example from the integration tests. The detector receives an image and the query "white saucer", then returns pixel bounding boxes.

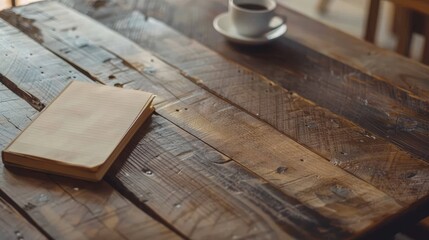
[213,12,287,45]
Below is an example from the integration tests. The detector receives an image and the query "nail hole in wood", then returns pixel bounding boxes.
[276,166,288,174]
[108,75,116,80]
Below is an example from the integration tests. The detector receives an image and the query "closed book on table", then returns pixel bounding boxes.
[2,81,155,181]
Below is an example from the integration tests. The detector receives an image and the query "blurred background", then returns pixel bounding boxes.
[0,0,426,63]
[279,0,424,61]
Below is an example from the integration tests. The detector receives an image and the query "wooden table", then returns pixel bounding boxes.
[0,0,429,239]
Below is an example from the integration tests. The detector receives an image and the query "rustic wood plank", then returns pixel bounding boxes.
[101,11,429,204]
[1,80,351,239]
[0,83,179,240]
[0,2,410,238]
[0,5,379,239]
[1,63,346,240]
[58,0,429,161]
[108,10,429,203]
[0,193,46,240]
[0,7,372,240]
[173,0,429,159]
[109,114,351,239]
[57,0,429,100]
[40,0,429,206]
[0,18,180,240]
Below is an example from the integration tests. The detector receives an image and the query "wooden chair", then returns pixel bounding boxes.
[365,0,429,64]
[318,0,429,64]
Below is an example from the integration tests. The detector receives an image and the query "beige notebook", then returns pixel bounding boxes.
[2,81,155,181]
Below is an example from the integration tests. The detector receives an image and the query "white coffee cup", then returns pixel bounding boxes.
[229,0,284,37]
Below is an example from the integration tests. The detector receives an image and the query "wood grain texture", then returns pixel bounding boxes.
[0,5,364,240]
[40,0,429,206]
[0,2,410,238]
[108,114,350,239]
[57,0,429,161]
[95,10,429,205]
[0,194,46,240]
[0,19,179,240]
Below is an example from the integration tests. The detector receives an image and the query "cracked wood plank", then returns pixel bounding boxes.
[0,2,410,238]
[0,19,179,240]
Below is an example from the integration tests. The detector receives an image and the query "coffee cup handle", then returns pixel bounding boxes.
[268,16,285,31]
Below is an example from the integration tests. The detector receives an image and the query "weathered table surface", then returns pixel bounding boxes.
[0,0,428,239]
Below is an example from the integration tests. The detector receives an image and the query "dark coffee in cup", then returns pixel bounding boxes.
[236,3,268,11]
[229,0,284,37]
